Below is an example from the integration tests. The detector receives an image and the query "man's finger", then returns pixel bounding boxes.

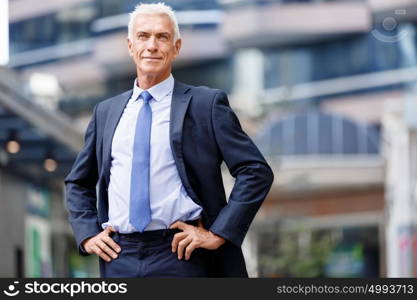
[83,242,93,255]
[185,242,198,261]
[169,221,188,230]
[103,236,121,253]
[97,241,118,259]
[92,245,111,262]
[171,232,188,253]
[177,236,192,260]
[104,226,115,234]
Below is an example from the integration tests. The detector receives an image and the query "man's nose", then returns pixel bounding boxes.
[146,37,158,52]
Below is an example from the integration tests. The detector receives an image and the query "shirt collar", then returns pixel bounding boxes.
[132,74,174,102]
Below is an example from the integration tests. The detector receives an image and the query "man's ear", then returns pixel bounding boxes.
[127,37,133,57]
[173,38,182,58]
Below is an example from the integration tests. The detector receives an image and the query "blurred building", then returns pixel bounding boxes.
[5,0,417,277]
[0,65,91,277]
[227,0,417,277]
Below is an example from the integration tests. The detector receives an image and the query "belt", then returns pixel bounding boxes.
[114,219,199,242]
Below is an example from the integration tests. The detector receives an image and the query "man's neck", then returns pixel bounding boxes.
[136,72,171,90]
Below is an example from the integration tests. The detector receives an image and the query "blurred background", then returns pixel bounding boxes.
[1,0,417,278]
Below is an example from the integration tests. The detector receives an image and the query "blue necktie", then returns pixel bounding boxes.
[130,90,153,232]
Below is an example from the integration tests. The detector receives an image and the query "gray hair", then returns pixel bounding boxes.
[127,2,181,43]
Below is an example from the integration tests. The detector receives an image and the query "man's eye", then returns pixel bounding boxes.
[159,35,169,41]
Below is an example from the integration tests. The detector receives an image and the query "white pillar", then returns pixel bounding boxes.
[0,0,9,66]
[383,99,417,277]
[231,48,264,117]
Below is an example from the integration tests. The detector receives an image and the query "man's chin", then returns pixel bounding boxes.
[139,65,162,73]
[138,66,169,77]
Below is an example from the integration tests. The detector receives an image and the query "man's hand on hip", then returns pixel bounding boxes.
[82,227,121,262]
[170,220,225,261]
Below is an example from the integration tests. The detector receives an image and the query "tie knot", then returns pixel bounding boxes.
[139,91,153,104]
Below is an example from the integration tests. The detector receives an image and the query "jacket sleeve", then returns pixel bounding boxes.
[64,104,101,255]
[208,91,274,247]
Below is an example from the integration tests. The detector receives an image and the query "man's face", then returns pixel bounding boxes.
[127,13,181,80]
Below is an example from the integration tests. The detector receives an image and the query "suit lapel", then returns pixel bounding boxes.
[170,81,191,161]
[170,81,201,204]
[103,89,132,186]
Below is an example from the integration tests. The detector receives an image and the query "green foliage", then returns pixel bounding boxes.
[259,225,335,277]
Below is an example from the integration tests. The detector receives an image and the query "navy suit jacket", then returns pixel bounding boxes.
[65,81,274,277]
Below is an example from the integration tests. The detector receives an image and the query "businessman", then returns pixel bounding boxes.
[65,2,273,278]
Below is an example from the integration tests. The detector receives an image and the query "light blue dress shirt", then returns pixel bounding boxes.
[101,74,202,233]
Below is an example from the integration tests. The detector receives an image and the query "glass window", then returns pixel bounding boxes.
[97,0,221,18]
[263,33,401,89]
[264,47,312,89]
[173,58,234,93]
[256,112,381,156]
[10,3,96,54]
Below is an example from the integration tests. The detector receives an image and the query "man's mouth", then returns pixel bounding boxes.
[142,57,162,60]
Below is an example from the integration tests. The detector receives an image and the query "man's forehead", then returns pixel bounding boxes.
[133,13,174,30]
